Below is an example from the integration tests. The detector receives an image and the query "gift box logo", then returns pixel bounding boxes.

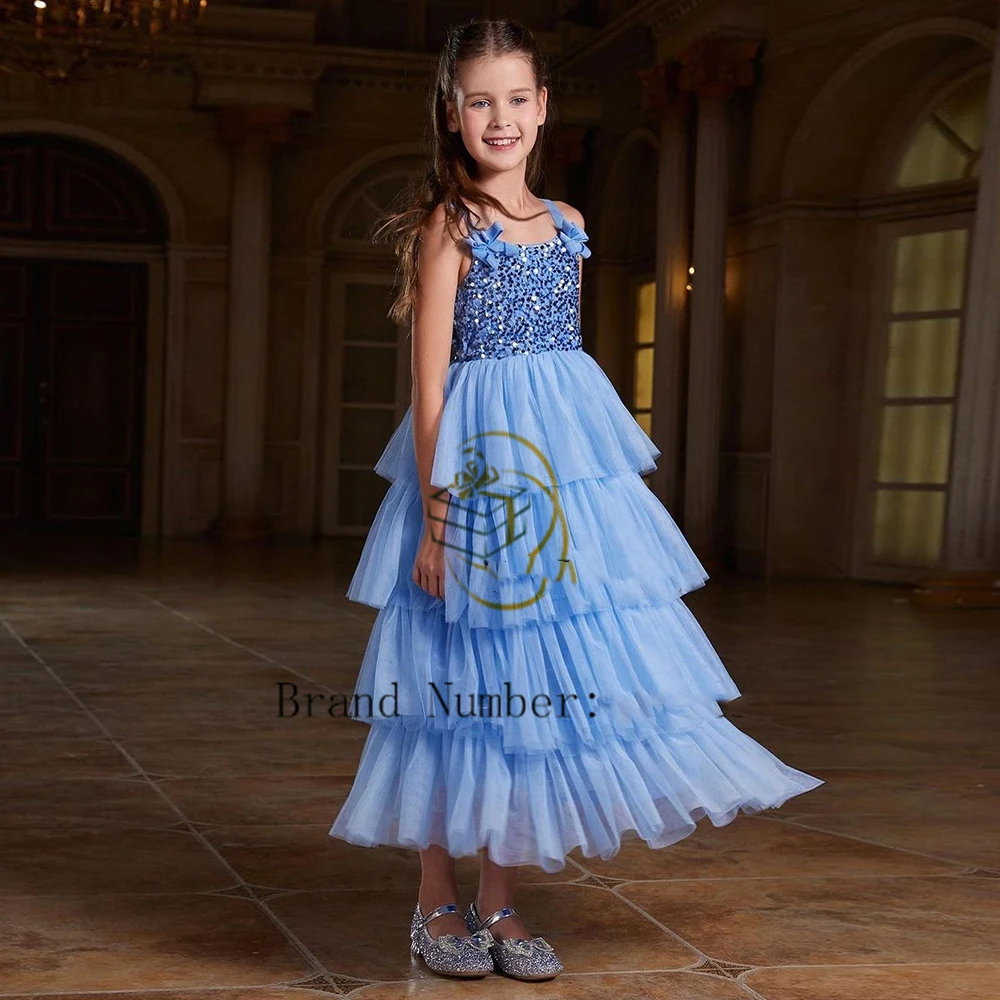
[429,430,576,612]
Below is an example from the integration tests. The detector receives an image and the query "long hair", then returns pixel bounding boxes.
[373,18,553,327]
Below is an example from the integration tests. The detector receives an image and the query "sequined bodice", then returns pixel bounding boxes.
[451,198,592,364]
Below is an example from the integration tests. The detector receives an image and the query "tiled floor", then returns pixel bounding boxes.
[1,538,998,999]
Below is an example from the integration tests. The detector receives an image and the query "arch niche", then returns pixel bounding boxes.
[767,19,994,580]
[312,150,425,536]
[0,129,171,537]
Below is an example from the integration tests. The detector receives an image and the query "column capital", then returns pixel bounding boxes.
[638,61,692,116]
[215,105,295,149]
[677,37,761,100]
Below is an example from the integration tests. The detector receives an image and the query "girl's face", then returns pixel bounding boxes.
[447,52,547,172]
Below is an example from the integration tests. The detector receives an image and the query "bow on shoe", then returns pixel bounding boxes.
[434,929,494,956]
[468,929,495,952]
[467,221,521,269]
[499,936,556,957]
[557,218,592,258]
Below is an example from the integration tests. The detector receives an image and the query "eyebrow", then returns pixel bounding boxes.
[464,87,534,99]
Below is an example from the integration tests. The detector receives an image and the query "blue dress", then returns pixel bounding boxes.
[328,197,823,873]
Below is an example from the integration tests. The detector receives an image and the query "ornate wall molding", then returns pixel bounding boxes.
[677,36,761,99]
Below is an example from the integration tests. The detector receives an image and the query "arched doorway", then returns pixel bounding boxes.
[857,67,987,577]
[314,157,423,536]
[0,133,165,536]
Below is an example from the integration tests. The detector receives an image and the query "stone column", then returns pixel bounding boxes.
[208,105,292,541]
[942,25,1000,574]
[638,59,692,514]
[677,37,759,560]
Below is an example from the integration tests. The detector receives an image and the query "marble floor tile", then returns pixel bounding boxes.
[0,893,313,992]
[203,824,582,892]
[780,766,1000,817]
[0,777,181,828]
[787,813,1000,869]
[1,546,996,998]
[269,884,701,979]
[0,993,333,1000]
[120,730,367,777]
[620,875,1000,966]
[351,970,753,998]
[0,827,235,895]
[158,775,360,826]
[576,816,962,881]
[0,736,136,778]
[744,963,1000,1000]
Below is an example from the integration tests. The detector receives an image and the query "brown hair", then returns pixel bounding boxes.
[373,18,553,326]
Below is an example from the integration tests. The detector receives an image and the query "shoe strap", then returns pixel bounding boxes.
[418,902,458,927]
[479,905,519,930]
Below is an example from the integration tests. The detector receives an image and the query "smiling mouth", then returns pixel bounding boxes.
[484,136,520,148]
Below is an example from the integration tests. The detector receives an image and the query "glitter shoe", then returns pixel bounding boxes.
[409,902,495,978]
[464,901,564,980]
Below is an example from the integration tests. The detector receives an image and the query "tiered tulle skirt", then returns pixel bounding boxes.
[329,347,823,872]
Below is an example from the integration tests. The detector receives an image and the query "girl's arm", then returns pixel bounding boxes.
[411,202,463,543]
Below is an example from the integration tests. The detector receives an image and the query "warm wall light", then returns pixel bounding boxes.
[688,266,695,275]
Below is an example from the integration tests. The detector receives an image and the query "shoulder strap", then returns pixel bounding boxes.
[541,197,566,231]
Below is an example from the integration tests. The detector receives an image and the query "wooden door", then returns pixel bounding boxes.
[0,258,147,535]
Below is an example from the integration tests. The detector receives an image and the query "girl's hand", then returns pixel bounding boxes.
[413,525,446,600]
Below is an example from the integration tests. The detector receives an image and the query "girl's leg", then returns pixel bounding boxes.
[418,845,469,938]
[476,850,531,940]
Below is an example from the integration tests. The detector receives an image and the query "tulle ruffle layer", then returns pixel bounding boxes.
[346,470,708,628]
[346,596,741,754]
[374,348,661,496]
[328,718,826,873]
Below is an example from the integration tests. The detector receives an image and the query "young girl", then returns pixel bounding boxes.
[329,17,823,983]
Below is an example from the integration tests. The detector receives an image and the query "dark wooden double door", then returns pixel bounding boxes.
[0,258,147,535]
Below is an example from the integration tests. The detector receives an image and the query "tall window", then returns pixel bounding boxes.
[319,164,419,536]
[334,281,409,532]
[631,279,656,487]
[632,279,656,434]
[896,73,984,188]
[869,223,968,567]
[860,70,986,574]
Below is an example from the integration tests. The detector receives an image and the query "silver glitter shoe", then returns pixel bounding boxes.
[409,902,495,978]
[464,901,564,980]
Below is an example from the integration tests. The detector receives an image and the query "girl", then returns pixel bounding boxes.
[329,17,823,983]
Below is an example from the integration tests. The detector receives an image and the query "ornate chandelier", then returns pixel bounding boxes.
[0,0,207,83]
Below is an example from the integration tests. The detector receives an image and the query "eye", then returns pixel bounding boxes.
[471,97,530,108]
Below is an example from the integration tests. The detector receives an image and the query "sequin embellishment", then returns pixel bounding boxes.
[452,198,591,364]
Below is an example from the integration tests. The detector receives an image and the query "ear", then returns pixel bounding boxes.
[537,85,548,126]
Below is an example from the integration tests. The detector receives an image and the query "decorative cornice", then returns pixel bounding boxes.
[192,46,329,84]
[215,105,294,148]
[732,184,978,227]
[637,60,692,115]
[189,39,328,111]
[555,0,711,73]
[677,37,761,99]
[644,0,715,39]
[764,1,990,61]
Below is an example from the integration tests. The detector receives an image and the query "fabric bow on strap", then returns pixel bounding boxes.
[467,221,521,269]
[557,218,592,258]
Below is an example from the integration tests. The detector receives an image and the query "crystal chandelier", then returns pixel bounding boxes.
[0,0,207,83]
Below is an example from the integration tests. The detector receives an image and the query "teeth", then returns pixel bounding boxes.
[486,137,518,146]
